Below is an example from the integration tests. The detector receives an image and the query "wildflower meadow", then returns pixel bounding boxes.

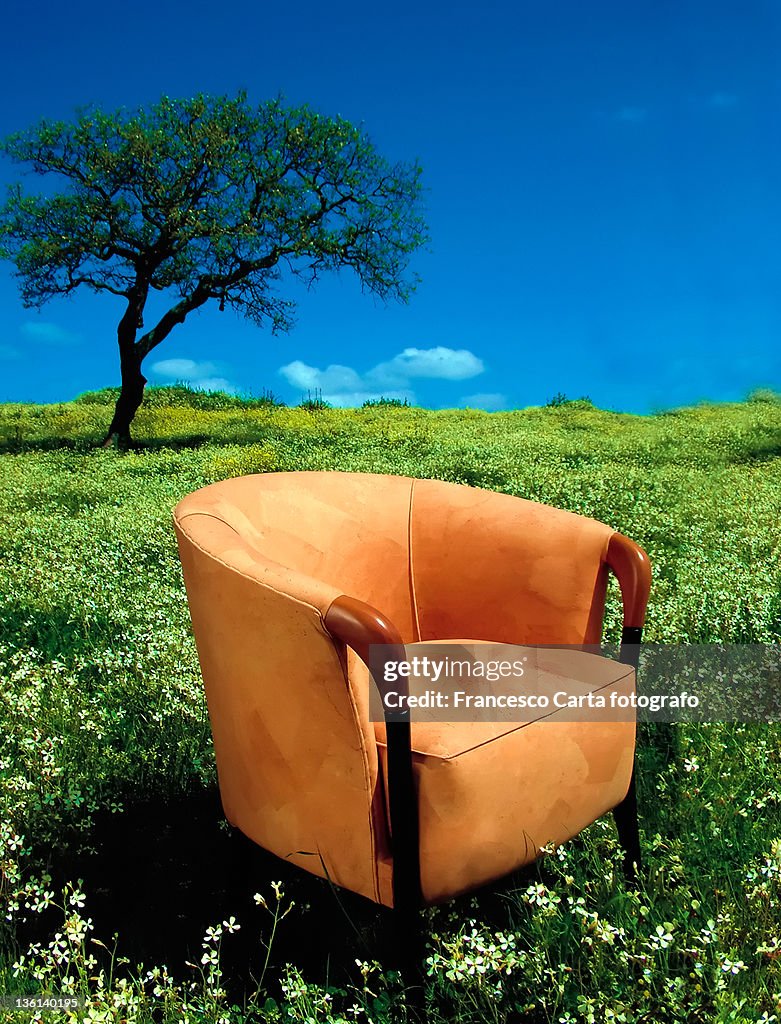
[1,387,780,1023]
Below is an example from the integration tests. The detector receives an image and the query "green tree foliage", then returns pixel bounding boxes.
[0,93,427,444]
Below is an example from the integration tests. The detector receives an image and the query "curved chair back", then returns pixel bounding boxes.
[409,479,613,644]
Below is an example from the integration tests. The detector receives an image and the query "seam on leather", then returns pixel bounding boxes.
[339,651,382,901]
[602,529,614,566]
[175,512,331,616]
[408,480,422,642]
[177,509,239,532]
[375,663,635,760]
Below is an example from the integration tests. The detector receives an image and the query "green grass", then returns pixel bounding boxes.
[1,390,780,1023]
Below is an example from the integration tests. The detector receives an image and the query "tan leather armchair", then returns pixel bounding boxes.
[173,471,651,913]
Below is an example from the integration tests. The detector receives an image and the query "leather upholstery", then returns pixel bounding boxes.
[174,472,637,907]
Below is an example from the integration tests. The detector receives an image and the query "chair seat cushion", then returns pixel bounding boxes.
[372,644,635,903]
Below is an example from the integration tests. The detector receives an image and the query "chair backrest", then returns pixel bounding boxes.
[178,472,418,639]
[409,478,614,644]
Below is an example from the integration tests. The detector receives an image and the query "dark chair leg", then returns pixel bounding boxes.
[613,769,641,879]
[391,905,426,1021]
[614,624,644,880]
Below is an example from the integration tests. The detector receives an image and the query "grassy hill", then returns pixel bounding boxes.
[1,390,780,1022]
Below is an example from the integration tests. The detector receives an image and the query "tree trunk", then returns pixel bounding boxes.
[103,289,149,448]
[103,351,147,448]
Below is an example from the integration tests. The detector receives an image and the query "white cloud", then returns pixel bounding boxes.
[151,358,219,379]
[279,360,364,392]
[21,321,81,346]
[458,392,508,411]
[279,346,485,406]
[368,347,485,384]
[190,377,239,394]
[150,358,238,394]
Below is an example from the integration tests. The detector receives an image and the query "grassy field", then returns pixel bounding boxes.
[1,388,780,1023]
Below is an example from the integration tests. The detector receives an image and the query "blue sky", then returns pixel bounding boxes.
[1,1,780,413]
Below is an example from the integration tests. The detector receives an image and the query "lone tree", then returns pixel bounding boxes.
[0,93,427,444]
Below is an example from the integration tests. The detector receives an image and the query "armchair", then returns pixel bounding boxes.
[173,471,651,914]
